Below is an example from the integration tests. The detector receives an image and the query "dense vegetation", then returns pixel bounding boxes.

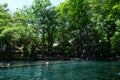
[0,0,120,61]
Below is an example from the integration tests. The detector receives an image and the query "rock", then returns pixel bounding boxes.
[118,73,120,76]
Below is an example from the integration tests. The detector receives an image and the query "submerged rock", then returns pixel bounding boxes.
[118,73,120,76]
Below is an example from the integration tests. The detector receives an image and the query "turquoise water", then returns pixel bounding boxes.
[0,61,120,80]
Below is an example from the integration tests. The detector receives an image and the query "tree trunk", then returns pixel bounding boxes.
[42,29,45,56]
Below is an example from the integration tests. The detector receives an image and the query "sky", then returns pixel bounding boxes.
[0,0,65,12]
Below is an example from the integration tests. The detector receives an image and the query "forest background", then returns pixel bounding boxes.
[0,0,120,61]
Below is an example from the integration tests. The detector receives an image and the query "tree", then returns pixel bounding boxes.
[32,0,58,56]
[111,32,120,55]
[0,26,40,60]
[55,1,72,56]
[68,0,90,58]
[0,3,11,32]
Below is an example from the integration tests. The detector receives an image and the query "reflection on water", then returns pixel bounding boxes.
[0,61,120,80]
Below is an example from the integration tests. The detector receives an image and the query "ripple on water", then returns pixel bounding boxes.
[0,61,120,80]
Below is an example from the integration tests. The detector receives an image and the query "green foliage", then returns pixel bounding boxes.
[0,27,21,45]
[111,32,120,54]
[0,3,11,32]
[32,0,58,56]
[0,0,120,60]
[0,26,39,45]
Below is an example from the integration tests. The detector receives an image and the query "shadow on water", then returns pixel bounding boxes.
[0,61,120,80]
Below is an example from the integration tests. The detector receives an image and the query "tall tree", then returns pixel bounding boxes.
[68,0,90,58]
[32,0,57,56]
[55,1,72,56]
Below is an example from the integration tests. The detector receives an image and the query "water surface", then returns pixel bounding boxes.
[0,61,120,80]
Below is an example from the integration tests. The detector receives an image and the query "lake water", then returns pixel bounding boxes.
[0,61,120,80]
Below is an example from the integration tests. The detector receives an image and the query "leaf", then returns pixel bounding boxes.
[112,4,119,10]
